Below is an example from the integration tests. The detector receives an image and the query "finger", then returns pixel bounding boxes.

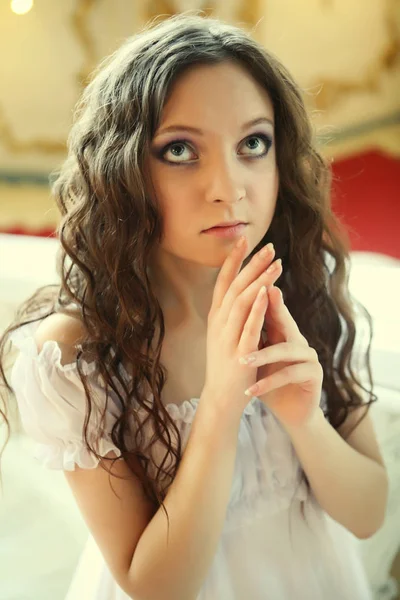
[265,286,305,344]
[238,284,269,354]
[210,236,249,312]
[248,362,323,396]
[239,342,317,367]
[225,264,282,347]
[218,246,278,319]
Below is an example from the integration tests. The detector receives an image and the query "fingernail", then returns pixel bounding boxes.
[235,236,245,249]
[245,384,258,396]
[266,258,281,274]
[259,243,274,259]
[239,355,256,365]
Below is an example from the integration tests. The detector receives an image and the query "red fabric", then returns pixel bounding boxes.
[0,226,57,238]
[331,150,400,259]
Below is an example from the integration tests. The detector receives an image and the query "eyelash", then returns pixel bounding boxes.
[155,133,273,166]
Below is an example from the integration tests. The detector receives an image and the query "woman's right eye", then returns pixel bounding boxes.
[158,140,196,165]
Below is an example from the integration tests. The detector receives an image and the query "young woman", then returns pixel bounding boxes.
[0,13,387,600]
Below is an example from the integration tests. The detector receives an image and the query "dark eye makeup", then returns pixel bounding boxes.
[152,132,273,166]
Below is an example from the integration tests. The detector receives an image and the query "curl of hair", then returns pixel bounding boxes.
[0,13,376,537]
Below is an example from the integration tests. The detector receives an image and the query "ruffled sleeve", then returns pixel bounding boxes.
[8,320,122,471]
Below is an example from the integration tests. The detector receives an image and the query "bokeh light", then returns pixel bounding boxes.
[11,0,34,16]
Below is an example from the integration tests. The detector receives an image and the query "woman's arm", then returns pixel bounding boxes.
[284,407,389,539]
[129,397,242,600]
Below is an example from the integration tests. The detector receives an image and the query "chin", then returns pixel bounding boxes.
[196,246,242,269]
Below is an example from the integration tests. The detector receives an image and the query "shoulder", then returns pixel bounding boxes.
[34,311,87,366]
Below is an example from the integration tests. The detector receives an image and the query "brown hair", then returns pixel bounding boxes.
[0,13,376,530]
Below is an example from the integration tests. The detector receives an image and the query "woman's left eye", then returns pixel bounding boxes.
[241,134,272,156]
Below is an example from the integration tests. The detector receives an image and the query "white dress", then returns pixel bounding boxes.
[9,320,373,600]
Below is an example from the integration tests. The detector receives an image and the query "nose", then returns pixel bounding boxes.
[202,154,246,204]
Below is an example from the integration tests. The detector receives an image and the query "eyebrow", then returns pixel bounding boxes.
[155,116,274,137]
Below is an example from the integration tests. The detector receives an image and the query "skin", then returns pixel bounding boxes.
[145,60,279,327]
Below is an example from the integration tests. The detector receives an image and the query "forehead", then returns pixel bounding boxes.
[158,61,274,131]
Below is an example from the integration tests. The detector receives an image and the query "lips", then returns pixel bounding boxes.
[205,221,246,230]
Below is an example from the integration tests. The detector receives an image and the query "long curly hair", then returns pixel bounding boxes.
[0,13,376,527]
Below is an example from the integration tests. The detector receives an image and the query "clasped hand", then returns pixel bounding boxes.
[239,274,323,431]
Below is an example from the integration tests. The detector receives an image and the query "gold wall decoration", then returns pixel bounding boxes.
[0,0,98,157]
[314,0,400,111]
[236,0,262,32]
[143,0,260,27]
[0,104,66,155]
[0,0,398,159]
[70,0,99,88]
[144,1,215,22]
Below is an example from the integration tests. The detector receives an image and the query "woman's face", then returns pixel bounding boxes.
[146,60,279,268]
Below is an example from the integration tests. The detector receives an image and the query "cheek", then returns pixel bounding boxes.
[161,196,194,239]
[147,173,187,220]
[256,169,279,211]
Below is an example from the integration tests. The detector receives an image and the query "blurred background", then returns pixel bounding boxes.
[0,1,399,599]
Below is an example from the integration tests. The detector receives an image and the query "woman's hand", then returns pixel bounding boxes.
[202,237,282,420]
[238,283,324,431]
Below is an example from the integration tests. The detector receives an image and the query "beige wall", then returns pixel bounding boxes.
[0,0,399,178]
